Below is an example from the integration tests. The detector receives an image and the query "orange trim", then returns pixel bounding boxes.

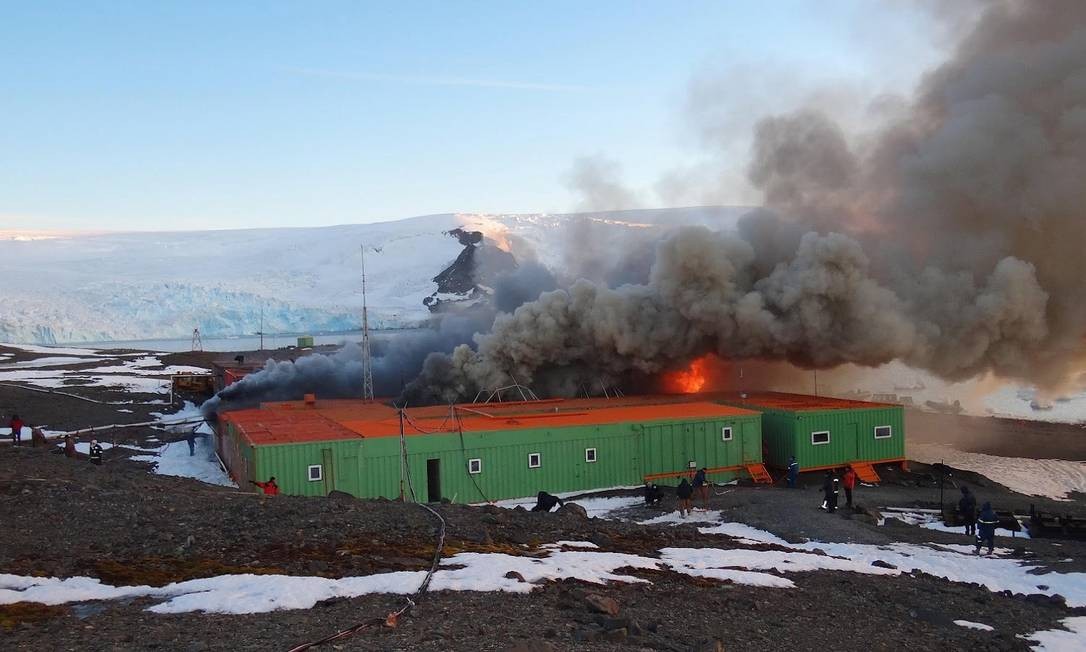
[770,457,907,473]
[643,463,748,482]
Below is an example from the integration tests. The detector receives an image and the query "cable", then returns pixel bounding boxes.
[285,423,448,652]
[454,411,491,504]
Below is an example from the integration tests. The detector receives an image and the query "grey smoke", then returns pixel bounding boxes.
[405,1,1086,402]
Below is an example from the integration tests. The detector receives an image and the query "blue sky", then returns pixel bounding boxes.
[1,2,943,231]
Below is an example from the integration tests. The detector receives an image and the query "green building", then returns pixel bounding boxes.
[217,398,766,502]
[717,392,905,478]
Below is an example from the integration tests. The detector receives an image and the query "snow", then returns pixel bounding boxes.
[0,344,109,356]
[491,490,643,517]
[954,620,995,631]
[885,509,1029,539]
[0,356,101,369]
[127,404,235,487]
[909,442,1086,501]
[1021,617,1086,651]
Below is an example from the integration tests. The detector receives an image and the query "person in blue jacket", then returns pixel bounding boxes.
[786,456,799,488]
[975,502,998,555]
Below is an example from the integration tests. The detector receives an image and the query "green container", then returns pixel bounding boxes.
[229,411,763,502]
[297,335,315,348]
[717,398,904,470]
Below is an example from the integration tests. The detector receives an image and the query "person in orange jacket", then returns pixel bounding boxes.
[842,467,857,509]
[251,477,279,496]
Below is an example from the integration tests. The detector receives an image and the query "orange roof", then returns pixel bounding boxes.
[714,391,897,411]
[222,399,759,446]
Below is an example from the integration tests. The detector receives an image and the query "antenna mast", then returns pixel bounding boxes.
[360,245,375,402]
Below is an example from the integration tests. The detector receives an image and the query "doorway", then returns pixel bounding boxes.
[426,458,442,502]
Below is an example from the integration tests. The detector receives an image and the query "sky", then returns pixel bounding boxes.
[0,1,946,231]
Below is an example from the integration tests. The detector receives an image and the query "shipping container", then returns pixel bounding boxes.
[297,335,315,348]
[218,398,764,502]
[716,392,905,472]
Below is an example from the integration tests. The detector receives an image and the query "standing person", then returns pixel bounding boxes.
[821,471,840,513]
[975,502,998,555]
[842,466,857,509]
[186,429,197,456]
[9,414,24,445]
[786,456,799,488]
[958,486,978,536]
[30,426,47,448]
[692,468,709,508]
[250,477,279,496]
[676,478,693,517]
[63,434,76,459]
[88,440,104,465]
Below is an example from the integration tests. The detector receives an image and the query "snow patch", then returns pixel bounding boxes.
[908,442,1086,500]
[954,620,994,631]
[1021,617,1086,651]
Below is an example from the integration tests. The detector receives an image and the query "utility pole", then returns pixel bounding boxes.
[257,305,265,351]
[360,245,375,402]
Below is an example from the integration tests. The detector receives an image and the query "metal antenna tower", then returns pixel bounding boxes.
[191,328,203,352]
[360,245,375,402]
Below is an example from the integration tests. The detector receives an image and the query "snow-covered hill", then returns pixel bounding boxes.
[0,207,749,344]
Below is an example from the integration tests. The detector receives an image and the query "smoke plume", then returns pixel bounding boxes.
[405,1,1086,403]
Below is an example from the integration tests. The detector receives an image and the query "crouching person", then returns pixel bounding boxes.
[531,491,564,512]
[250,477,279,496]
[644,482,664,506]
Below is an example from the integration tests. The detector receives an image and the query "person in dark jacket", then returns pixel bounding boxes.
[786,456,799,488]
[692,468,709,507]
[842,467,857,509]
[958,486,978,536]
[9,414,24,445]
[676,478,693,517]
[821,471,840,513]
[975,502,998,555]
[88,440,104,465]
[63,434,76,459]
[251,477,279,496]
[644,482,664,506]
[530,491,564,512]
[186,429,197,456]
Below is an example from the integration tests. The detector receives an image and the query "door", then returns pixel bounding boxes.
[426,458,442,502]
[741,421,759,464]
[321,448,334,495]
[845,423,859,463]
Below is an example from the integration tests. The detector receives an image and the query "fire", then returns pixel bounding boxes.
[666,356,710,394]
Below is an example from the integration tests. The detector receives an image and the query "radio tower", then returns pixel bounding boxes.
[360,245,375,402]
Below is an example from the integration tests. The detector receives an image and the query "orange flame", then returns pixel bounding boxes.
[665,356,710,394]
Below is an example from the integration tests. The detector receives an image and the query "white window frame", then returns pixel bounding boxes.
[468,458,482,475]
[874,425,893,440]
[307,464,323,482]
[811,430,830,446]
[528,452,541,469]
[585,447,597,463]
[721,426,733,442]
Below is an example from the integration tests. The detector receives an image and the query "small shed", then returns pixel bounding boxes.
[717,392,905,479]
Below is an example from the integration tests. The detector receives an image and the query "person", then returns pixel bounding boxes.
[186,429,197,456]
[975,502,998,555]
[842,466,857,509]
[251,477,280,496]
[88,440,104,465]
[692,468,709,507]
[786,456,799,488]
[530,491,563,512]
[63,434,76,459]
[9,414,24,446]
[644,482,664,506]
[676,478,693,517]
[821,471,840,513]
[30,426,47,448]
[958,486,977,536]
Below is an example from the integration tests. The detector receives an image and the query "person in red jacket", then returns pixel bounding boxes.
[842,467,857,509]
[251,477,279,496]
[9,414,25,446]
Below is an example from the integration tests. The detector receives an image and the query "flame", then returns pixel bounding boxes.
[665,356,710,394]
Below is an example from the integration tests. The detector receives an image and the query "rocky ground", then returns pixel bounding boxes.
[2,344,1085,650]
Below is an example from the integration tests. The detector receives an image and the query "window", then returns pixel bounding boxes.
[468,458,482,474]
[811,431,830,446]
[585,448,597,463]
[528,452,541,468]
[874,425,892,439]
[721,427,734,442]
[307,464,323,482]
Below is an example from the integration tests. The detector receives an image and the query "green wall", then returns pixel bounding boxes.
[735,405,904,469]
[245,413,762,502]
